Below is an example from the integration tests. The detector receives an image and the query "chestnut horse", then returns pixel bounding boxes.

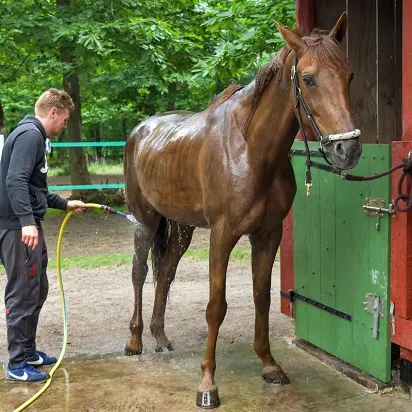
[124,13,361,408]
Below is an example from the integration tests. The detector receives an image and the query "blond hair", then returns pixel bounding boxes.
[35,88,75,116]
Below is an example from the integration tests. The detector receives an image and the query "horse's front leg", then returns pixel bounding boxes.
[249,224,290,385]
[196,222,240,409]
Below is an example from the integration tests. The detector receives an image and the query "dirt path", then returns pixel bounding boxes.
[0,214,293,363]
[38,213,250,258]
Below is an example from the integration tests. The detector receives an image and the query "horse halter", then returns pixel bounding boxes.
[291,53,361,195]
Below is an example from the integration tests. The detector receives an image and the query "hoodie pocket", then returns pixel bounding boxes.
[29,188,38,204]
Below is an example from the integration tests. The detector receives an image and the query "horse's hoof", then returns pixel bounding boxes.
[124,344,142,356]
[155,343,174,353]
[196,389,221,409]
[262,367,290,385]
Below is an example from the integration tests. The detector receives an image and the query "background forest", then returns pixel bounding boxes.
[0,0,295,193]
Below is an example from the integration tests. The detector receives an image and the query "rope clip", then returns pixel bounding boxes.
[305,182,312,197]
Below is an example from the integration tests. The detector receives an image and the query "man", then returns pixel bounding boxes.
[0,88,86,382]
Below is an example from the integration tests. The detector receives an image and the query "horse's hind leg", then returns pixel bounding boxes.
[150,221,194,352]
[249,224,290,384]
[125,224,155,356]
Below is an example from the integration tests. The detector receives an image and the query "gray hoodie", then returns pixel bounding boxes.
[0,116,68,229]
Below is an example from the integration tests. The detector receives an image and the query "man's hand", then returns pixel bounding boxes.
[67,200,87,213]
[22,225,39,250]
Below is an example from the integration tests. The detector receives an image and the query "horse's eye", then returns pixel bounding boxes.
[302,74,316,87]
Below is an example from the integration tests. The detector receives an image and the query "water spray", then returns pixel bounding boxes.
[86,203,138,224]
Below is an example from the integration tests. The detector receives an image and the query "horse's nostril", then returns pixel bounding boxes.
[335,142,345,156]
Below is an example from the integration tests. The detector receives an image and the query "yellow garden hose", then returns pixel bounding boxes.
[13,203,134,412]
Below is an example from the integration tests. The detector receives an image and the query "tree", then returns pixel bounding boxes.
[0,0,296,180]
[57,0,92,194]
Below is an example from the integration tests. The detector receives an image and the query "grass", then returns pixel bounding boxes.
[87,162,123,175]
[0,246,279,273]
[45,208,66,217]
[46,247,260,270]
[48,162,123,177]
[48,252,133,270]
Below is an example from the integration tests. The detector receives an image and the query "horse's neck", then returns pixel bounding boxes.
[238,54,298,175]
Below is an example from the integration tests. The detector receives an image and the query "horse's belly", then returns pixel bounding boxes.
[155,203,209,228]
[139,170,208,227]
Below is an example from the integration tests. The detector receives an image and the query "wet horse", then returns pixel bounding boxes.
[124,13,362,408]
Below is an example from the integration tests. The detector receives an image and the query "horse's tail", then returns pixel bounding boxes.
[151,216,170,285]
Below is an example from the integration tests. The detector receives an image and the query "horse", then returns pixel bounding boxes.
[123,12,362,408]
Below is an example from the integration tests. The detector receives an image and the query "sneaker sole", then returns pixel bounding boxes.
[27,363,57,368]
[6,376,48,383]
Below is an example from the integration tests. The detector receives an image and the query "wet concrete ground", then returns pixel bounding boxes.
[1,340,411,412]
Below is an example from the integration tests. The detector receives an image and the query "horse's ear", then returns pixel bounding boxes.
[275,21,305,56]
[329,12,347,43]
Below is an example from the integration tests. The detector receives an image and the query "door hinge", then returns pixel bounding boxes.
[281,290,351,321]
[390,301,396,336]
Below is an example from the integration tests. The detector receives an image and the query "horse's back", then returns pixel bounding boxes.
[124,110,210,227]
[129,111,198,140]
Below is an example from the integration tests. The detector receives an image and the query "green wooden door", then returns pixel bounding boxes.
[291,141,392,382]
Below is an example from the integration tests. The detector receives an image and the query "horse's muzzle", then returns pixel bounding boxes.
[328,138,363,170]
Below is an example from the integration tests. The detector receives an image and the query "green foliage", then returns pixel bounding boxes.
[0,0,295,138]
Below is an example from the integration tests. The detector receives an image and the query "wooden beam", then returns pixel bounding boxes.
[315,0,347,53]
[377,0,401,143]
[296,0,316,36]
[280,209,294,317]
[280,1,318,317]
[347,0,377,144]
[391,315,412,350]
[403,0,412,140]
[390,142,412,322]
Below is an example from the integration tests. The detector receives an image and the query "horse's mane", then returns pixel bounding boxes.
[303,29,351,72]
[205,27,351,133]
[203,46,289,120]
[205,84,245,117]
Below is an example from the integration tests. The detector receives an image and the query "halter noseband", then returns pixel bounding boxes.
[291,53,361,195]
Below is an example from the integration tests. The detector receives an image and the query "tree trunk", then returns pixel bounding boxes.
[167,82,177,111]
[57,0,91,199]
[122,119,128,140]
[58,130,67,164]
[147,86,157,116]
[215,75,224,96]
[95,125,102,162]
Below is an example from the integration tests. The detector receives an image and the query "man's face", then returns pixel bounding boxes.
[49,107,70,137]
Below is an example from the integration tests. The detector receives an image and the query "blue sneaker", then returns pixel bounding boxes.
[27,351,58,367]
[6,363,49,382]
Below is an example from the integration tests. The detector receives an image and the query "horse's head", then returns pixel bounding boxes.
[277,13,362,170]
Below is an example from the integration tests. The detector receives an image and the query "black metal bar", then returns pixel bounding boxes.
[280,290,352,321]
[290,149,324,158]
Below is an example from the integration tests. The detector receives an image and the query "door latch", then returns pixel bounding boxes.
[363,197,395,231]
[363,293,384,339]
